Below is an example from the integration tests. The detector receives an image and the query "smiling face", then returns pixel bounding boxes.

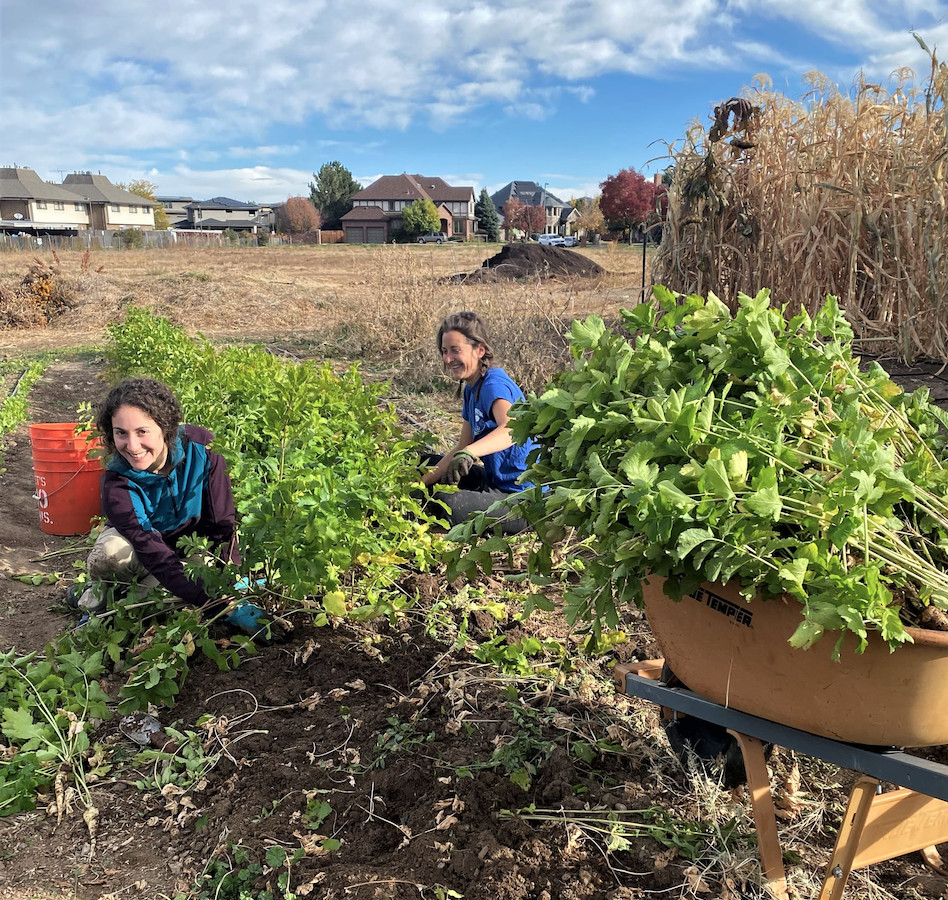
[111,404,169,473]
[440,329,485,385]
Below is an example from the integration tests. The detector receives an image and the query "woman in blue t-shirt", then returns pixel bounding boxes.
[422,311,537,532]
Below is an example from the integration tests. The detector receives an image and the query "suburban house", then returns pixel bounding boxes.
[489,181,580,236]
[156,195,194,228]
[61,172,159,230]
[342,174,476,243]
[175,197,273,233]
[0,167,157,234]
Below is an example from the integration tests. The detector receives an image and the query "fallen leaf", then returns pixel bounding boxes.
[683,864,712,893]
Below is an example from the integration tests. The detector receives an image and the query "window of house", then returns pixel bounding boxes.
[53,201,64,210]
[36,201,47,209]
[129,205,138,213]
[112,204,121,212]
[453,221,464,235]
[74,203,85,212]
[163,201,173,209]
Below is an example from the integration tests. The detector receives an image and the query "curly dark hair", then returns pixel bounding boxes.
[95,378,182,457]
[436,311,494,395]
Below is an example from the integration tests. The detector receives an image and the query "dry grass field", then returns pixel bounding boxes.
[0,242,649,396]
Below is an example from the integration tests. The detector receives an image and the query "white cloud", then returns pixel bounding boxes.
[4,0,947,198]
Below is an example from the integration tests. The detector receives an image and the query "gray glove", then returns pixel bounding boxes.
[445,450,476,484]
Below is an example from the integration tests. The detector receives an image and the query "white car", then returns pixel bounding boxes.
[417,232,448,244]
[561,235,579,247]
[537,233,565,246]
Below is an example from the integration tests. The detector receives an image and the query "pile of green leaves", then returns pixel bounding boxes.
[451,287,948,655]
[103,307,438,610]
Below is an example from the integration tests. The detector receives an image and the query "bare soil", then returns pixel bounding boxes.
[0,247,947,900]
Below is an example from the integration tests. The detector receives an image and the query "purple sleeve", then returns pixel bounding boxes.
[101,471,211,605]
[199,450,240,566]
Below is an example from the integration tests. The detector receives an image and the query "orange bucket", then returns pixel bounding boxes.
[30,423,104,535]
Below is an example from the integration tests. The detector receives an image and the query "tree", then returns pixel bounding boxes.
[401,198,441,237]
[118,178,170,230]
[308,161,361,229]
[599,167,660,233]
[501,197,526,238]
[276,196,321,237]
[503,198,548,237]
[520,203,546,235]
[474,188,501,242]
[573,196,605,236]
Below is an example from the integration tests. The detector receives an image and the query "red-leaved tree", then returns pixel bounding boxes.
[502,197,526,236]
[599,168,660,232]
[277,196,321,236]
[502,198,548,236]
[520,203,547,235]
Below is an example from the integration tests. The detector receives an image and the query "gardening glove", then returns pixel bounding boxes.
[224,599,289,645]
[445,450,477,485]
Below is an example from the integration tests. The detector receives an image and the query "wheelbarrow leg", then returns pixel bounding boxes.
[729,731,790,900]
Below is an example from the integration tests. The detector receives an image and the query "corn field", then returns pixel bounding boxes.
[653,44,948,362]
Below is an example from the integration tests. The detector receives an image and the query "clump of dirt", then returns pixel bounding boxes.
[452,244,605,283]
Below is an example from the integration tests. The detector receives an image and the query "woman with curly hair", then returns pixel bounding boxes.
[422,311,537,533]
[69,377,283,642]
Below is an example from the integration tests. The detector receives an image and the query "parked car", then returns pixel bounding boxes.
[537,233,565,246]
[417,232,448,244]
[561,235,579,247]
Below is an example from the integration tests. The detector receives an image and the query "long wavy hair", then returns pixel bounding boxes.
[436,311,495,396]
[95,378,182,457]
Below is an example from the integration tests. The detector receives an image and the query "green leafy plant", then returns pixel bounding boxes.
[500,804,741,860]
[449,287,948,656]
[371,715,436,769]
[103,307,439,612]
[0,646,110,815]
[0,359,46,468]
[473,634,567,676]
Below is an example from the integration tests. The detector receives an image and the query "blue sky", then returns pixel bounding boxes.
[2,1,946,204]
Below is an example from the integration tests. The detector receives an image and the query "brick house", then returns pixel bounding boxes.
[342,174,476,243]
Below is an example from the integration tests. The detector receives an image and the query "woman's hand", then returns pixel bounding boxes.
[445,450,477,484]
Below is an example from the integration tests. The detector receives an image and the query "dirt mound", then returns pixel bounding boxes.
[454,244,605,283]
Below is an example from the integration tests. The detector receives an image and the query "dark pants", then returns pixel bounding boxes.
[422,453,530,535]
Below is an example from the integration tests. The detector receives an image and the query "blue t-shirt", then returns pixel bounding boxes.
[462,368,537,493]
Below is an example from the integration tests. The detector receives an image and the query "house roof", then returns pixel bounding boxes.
[188,197,261,211]
[490,181,566,211]
[0,167,88,203]
[353,174,474,205]
[62,173,158,207]
[341,206,391,222]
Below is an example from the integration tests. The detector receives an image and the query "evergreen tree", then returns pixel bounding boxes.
[309,161,362,229]
[474,188,501,242]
